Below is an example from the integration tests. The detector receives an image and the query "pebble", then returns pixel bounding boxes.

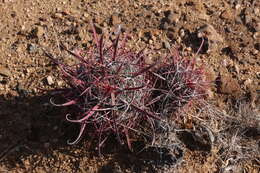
[0,66,11,77]
[78,29,92,42]
[253,32,259,40]
[176,36,181,44]
[34,26,45,38]
[27,43,38,53]
[83,12,89,18]
[21,25,26,31]
[254,8,259,16]
[57,80,63,86]
[206,67,217,83]
[179,29,185,37]
[46,76,54,85]
[23,159,30,167]
[256,72,260,79]
[220,10,233,20]
[244,13,252,24]
[161,22,169,30]
[163,40,171,49]
[65,20,72,26]
[111,14,121,25]
[218,70,241,97]
[244,78,252,87]
[254,22,260,32]
[53,12,63,19]
[235,4,241,10]
[0,84,4,90]
[198,13,210,21]
[69,9,79,17]
[186,47,192,51]
[252,49,258,55]
[234,64,240,74]
[197,24,224,43]
[167,11,180,24]
[235,15,243,24]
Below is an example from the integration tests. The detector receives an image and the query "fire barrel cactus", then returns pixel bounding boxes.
[45,23,208,152]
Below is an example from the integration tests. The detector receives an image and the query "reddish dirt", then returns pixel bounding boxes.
[0,0,259,172]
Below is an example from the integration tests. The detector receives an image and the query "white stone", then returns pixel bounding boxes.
[46,76,54,85]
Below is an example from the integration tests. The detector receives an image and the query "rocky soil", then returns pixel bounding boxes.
[0,0,259,172]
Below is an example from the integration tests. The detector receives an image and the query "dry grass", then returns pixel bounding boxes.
[177,99,260,172]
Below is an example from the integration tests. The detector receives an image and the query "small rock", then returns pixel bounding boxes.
[256,72,260,79]
[244,79,252,87]
[16,45,23,53]
[46,76,54,85]
[235,15,243,24]
[235,4,241,10]
[154,43,161,50]
[206,67,217,82]
[111,14,121,25]
[0,76,4,83]
[78,29,87,41]
[197,24,224,43]
[83,12,89,18]
[0,84,4,90]
[23,159,30,167]
[167,12,180,24]
[33,26,45,38]
[161,22,169,30]
[234,64,240,74]
[217,70,241,97]
[198,13,210,21]
[220,10,234,20]
[207,89,215,99]
[252,49,258,55]
[57,80,63,86]
[176,36,181,44]
[254,22,260,32]
[163,40,171,49]
[65,20,72,26]
[253,32,259,40]
[69,9,80,17]
[27,43,38,53]
[186,47,192,51]
[0,66,11,77]
[254,8,259,16]
[179,29,185,38]
[53,12,63,19]
[244,13,252,25]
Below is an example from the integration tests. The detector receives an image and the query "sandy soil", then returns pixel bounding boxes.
[0,0,259,172]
